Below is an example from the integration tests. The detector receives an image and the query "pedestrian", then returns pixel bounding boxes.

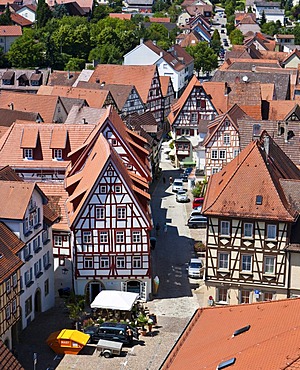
[164,223,167,233]
[169,176,173,184]
[126,326,133,344]
[155,222,160,236]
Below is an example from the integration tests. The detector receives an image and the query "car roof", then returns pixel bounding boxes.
[190,258,203,263]
[101,322,127,329]
[174,178,183,182]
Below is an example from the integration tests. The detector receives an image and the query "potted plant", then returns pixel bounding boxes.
[137,314,148,336]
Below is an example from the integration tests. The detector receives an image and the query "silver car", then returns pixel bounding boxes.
[172,179,183,192]
[176,190,189,203]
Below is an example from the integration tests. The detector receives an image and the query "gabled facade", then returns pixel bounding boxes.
[203,104,248,177]
[15,5,36,23]
[202,132,300,306]
[168,75,218,165]
[89,65,164,124]
[65,133,152,302]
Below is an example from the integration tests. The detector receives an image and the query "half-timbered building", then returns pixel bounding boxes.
[65,133,152,302]
[203,104,249,177]
[167,75,218,166]
[88,64,164,125]
[0,222,24,350]
[202,132,300,305]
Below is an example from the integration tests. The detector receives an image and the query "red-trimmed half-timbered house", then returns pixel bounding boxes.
[202,132,300,306]
[65,133,152,302]
[203,104,249,177]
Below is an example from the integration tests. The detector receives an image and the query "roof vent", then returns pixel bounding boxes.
[242,75,249,83]
[0,253,2,259]
[256,195,263,205]
[233,324,250,337]
[217,358,236,369]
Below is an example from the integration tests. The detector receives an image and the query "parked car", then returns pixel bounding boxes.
[190,209,202,217]
[188,258,204,278]
[187,215,207,228]
[84,322,139,345]
[192,197,204,209]
[183,167,193,175]
[180,173,188,182]
[172,179,183,192]
[176,189,189,203]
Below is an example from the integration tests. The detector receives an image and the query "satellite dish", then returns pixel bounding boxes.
[242,75,249,82]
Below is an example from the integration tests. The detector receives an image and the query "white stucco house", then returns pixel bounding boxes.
[123,40,194,97]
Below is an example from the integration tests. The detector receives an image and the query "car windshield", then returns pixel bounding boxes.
[174,181,182,185]
[178,190,186,195]
[190,262,202,268]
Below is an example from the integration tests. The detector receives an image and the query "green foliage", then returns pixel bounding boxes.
[0,6,12,25]
[152,0,170,13]
[89,44,122,64]
[7,28,46,67]
[260,10,267,25]
[65,57,85,71]
[191,179,207,198]
[186,42,218,76]
[36,0,52,29]
[52,4,69,19]
[229,29,244,45]
[260,21,280,36]
[247,6,253,12]
[211,29,222,54]
[90,4,112,22]
[146,23,170,43]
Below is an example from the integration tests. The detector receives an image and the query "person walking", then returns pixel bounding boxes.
[155,222,160,236]
[164,223,168,233]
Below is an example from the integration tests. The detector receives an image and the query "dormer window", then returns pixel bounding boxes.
[53,149,63,160]
[24,148,33,160]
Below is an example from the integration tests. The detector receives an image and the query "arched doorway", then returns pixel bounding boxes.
[86,281,105,303]
[34,289,42,313]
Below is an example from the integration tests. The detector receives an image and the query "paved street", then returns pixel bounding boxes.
[16,142,206,370]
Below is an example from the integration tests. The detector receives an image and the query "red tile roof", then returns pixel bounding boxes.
[149,17,170,22]
[0,121,95,170]
[161,298,300,370]
[203,133,300,221]
[0,91,61,122]
[10,12,33,26]
[109,13,132,20]
[89,64,158,104]
[0,340,24,369]
[0,25,22,36]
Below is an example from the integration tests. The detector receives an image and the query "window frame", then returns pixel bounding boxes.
[217,287,228,303]
[23,148,33,160]
[84,257,93,269]
[99,231,108,243]
[116,256,125,268]
[266,224,277,240]
[241,254,252,272]
[243,223,253,238]
[132,231,141,243]
[264,255,275,275]
[100,256,109,268]
[54,235,62,247]
[53,149,63,160]
[117,207,126,220]
[132,256,141,268]
[220,220,230,236]
[219,149,226,160]
[223,133,230,145]
[116,231,125,243]
[83,231,92,244]
[240,289,250,304]
[218,252,229,270]
[211,149,218,160]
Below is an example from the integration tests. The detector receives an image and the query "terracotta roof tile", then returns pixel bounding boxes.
[0,340,24,369]
[89,64,158,104]
[0,121,95,170]
[162,298,300,370]
[109,13,132,20]
[149,17,170,22]
[20,126,38,148]
[49,127,67,149]
[0,25,22,36]
[203,133,300,221]
[48,70,81,87]
[37,85,110,109]
[64,105,106,125]
[0,91,60,122]
[10,12,33,26]
[37,182,70,232]
[268,100,298,120]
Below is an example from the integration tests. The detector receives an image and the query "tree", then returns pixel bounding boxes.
[261,21,279,36]
[7,28,46,67]
[52,4,69,19]
[260,10,267,25]
[211,29,222,54]
[65,57,85,71]
[36,0,52,28]
[229,28,244,45]
[186,42,218,76]
[0,4,12,25]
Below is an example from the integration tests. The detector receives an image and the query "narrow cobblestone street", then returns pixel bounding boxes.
[16,142,206,370]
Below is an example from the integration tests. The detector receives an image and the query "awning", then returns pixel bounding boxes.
[90,290,139,311]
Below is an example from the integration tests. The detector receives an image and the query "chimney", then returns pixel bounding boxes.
[284,122,288,143]
[252,65,256,72]
[160,51,163,57]
[82,118,87,124]
[224,82,230,96]
[95,79,100,84]
[9,102,13,110]
[264,135,269,162]
[235,76,240,83]
[153,40,156,45]
[140,38,144,45]
[67,70,70,79]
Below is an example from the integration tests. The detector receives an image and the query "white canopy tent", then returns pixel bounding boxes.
[90,290,139,311]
